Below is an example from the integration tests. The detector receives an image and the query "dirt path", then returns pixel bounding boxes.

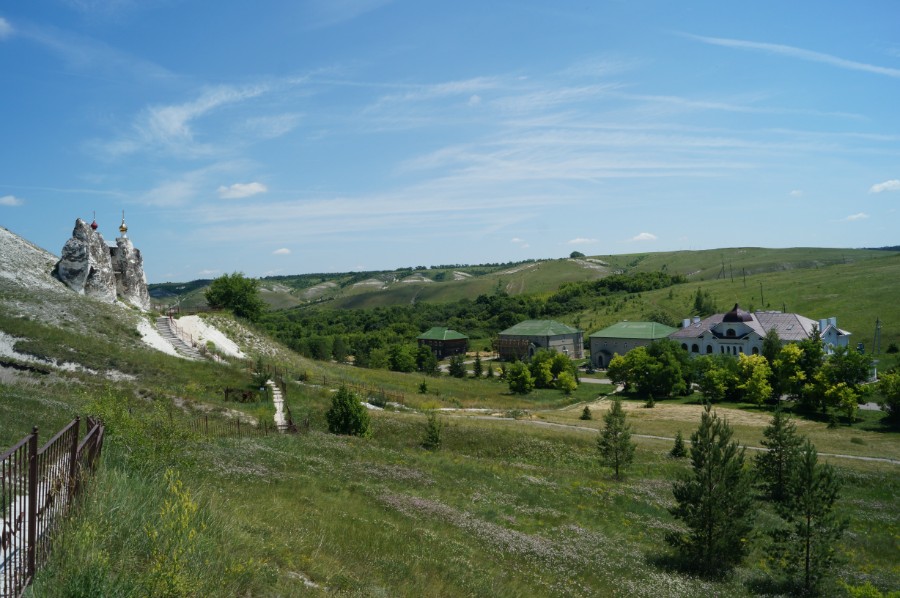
[446,414,900,466]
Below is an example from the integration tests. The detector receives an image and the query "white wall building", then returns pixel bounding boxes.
[668,304,851,357]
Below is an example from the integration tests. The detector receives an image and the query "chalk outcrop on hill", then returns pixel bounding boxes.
[112,236,151,310]
[54,218,117,303]
[53,218,151,310]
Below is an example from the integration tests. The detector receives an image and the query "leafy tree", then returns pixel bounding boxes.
[447,355,467,378]
[550,352,574,379]
[821,345,872,391]
[773,343,806,399]
[528,350,556,389]
[557,371,577,395]
[204,272,265,321]
[737,353,773,405]
[606,353,629,388]
[415,345,439,376]
[388,344,417,373]
[755,409,803,504]
[797,327,825,391]
[697,359,732,402]
[670,430,687,458]
[580,406,592,420]
[332,336,348,363]
[472,352,483,378]
[326,386,371,437]
[769,439,847,594]
[597,398,635,480]
[367,346,390,370]
[668,404,755,576]
[878,371,900,421]
[569,251,586,258]
[607,341,692,399]
[762,328,783,366]
[422,412,443,451]
[825,382,859,423]
[507,361,535,394]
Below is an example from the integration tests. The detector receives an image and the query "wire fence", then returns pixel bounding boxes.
[1,417,104,598]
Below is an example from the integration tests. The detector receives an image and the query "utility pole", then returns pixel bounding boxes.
[759,282,765,308]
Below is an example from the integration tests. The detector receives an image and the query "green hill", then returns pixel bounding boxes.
[4,227,899,597]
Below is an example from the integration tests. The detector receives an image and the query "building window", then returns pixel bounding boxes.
[726,328,736,337]
[681,343,688,351]
[706,345,713,354]
[691,344,699,353]
[752,347,759,355]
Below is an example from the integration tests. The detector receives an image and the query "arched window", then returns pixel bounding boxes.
[706,345,713,354]
[721,346,725,354]
[692,344,699,353]
[739,346,744,354]
[726,328,736,337]
[681,343,688,351]
[752,347,759,355]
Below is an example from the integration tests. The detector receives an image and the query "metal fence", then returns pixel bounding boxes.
[187,414,276,438]
[1,417,105,598]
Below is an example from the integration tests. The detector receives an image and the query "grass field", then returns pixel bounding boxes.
[3,245,899,596]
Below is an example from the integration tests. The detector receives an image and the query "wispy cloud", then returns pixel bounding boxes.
[0,195,24,206]
[844,212,869,221]
[272,248,291,255]
[870,179,900,193]
[631,232,657,241]
[789,190,803,197]
[197,269,219,277]
[0,17,13,39]
[218,182,268,199]
[686,33,900,79]
[567,237,598,245]
[241,113,302,139]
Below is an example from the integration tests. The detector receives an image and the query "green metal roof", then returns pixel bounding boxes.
[589,321,677,340]
[499,320,580,337]
[417,327,468,341]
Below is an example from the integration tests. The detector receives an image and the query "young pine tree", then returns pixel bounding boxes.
[668,403,755,576]
[326,386,371,437]
[597,398,635,480]
[769,439,847,595]
[669,430,686,458]
[472,353,483,378]
[755,408,803,504]
[580,406,593,421]
[422,412,443,451]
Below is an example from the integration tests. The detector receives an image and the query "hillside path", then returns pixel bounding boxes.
[267,379,287,430]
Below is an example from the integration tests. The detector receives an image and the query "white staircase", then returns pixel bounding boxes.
[155,316,204,360]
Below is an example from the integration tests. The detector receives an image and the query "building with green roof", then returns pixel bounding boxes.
[589,321,677,368]
[496,320,583,361]
[417,327,468,359]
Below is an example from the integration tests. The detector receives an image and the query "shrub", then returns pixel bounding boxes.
[418,380,429,394]
[326,386,371,437]
[580,406,592,420]
[422,412,443,451]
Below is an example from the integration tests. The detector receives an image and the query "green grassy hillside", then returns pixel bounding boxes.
[3,232,899,596]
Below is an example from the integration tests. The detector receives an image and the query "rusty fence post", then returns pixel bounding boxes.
[68,417,80,499]
[26,426,38,584]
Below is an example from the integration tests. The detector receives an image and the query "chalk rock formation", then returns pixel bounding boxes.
[111,236,151,310]
[54,218,117,303]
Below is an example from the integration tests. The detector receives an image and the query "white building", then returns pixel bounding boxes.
[668,303,851,357]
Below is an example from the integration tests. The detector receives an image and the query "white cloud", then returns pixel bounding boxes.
[272,248,291,255]
[468,94,482,106]
[242,113,301,139]
[0,17,13,39]
[0,195,24,206]
[789,189,803,197]
[631,232,657,241]
[511,237,524,243]
[686,34,900,79]
[844,212,869,221]
[870,179,900,193]
[218,182,268,199]
[567,237,598,245]
[198,269,219,277]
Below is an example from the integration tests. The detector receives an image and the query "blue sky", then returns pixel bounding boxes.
[1,1,898,283]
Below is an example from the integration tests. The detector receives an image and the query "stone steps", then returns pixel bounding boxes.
[155,316,204,360]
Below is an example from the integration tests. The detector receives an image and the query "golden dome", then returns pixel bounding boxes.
[119,211,128,235]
